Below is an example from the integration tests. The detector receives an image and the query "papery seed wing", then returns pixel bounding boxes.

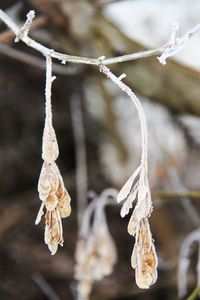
[131,243,137,269]
[93,206,117,268]
[48,242,58,256]
[137,181,148,204]
[75,239,87,264]
[58,192,71,218]
[117,166,141,203]
[35,202,45,225]
[135,246,158,289]
[49,170,59,195]
[46,194,59,211]
[38,162,51,200]
[44,220,51,246]
[77,281,93,300]
[44,210,62,255]
[138,218,152,250]
[56,177,65,199]
[120,182,138,218]
[136,190,152,221]
[55,207,64,246]
[51,210,62,242]
[127,211,138,236]
[135,218,158,288]
[97,228,117,265]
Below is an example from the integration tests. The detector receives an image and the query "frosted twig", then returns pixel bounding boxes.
[178,229,200,298]
[99,63,148,169]
[0,9,198,66]
[45,54,55,124]
[15,10,35,42]
[158,22,200,65]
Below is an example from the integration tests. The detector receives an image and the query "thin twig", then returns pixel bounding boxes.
[32,272,61,300]
[45,54,54,124]
[70,94,88,227]
[167,166,200,227]
[0,43,79,75]
[15,10,35,42]
[187,286,200,300]
[1,9,198,67]
[0,15,46,44]
[99,63,148,169]
[153,192,200,200]
[178,229,200,298]
[0,8,162,65]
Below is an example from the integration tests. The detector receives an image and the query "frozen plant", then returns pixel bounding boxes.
[75,189,118,299]
[35,55,71,255]
[0,7,199,288]
[178,229,200,298]
[99,63,158,288]
[158,22,200,65]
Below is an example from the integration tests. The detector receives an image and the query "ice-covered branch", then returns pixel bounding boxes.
[70,94,88,227]
[0,9,199,66]
[99,62,148,169]
[158,22,200,65]
[15,10,35,42]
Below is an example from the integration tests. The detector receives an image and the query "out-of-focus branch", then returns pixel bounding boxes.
[178,229,200,298]
[167,166,200,227]
[95,0,124,6]
[153,192,200,201]
[0,43,79,75]
[32,272,61,300]
[187,286,200,300]
[70,94,88,227]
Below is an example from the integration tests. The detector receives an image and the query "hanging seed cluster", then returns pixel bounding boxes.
[35,56,71,255]
[75,198,117,298]
[118,165,158,288]
[36,121,71,255]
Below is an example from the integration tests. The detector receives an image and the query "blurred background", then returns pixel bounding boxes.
[0,0,200,299]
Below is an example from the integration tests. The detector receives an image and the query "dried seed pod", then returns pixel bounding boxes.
[127,186,152,236]
[45,208,63,255]
[77,280,93,300]
[42,122,59,162]
[36,55,71,255]
[75,195,117,299]
[119,166,157,289]
[38,162,71,211]
[117,166,141,203]
[132,218,158,289]
[58,192,71,218]
[36,161,71,254]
